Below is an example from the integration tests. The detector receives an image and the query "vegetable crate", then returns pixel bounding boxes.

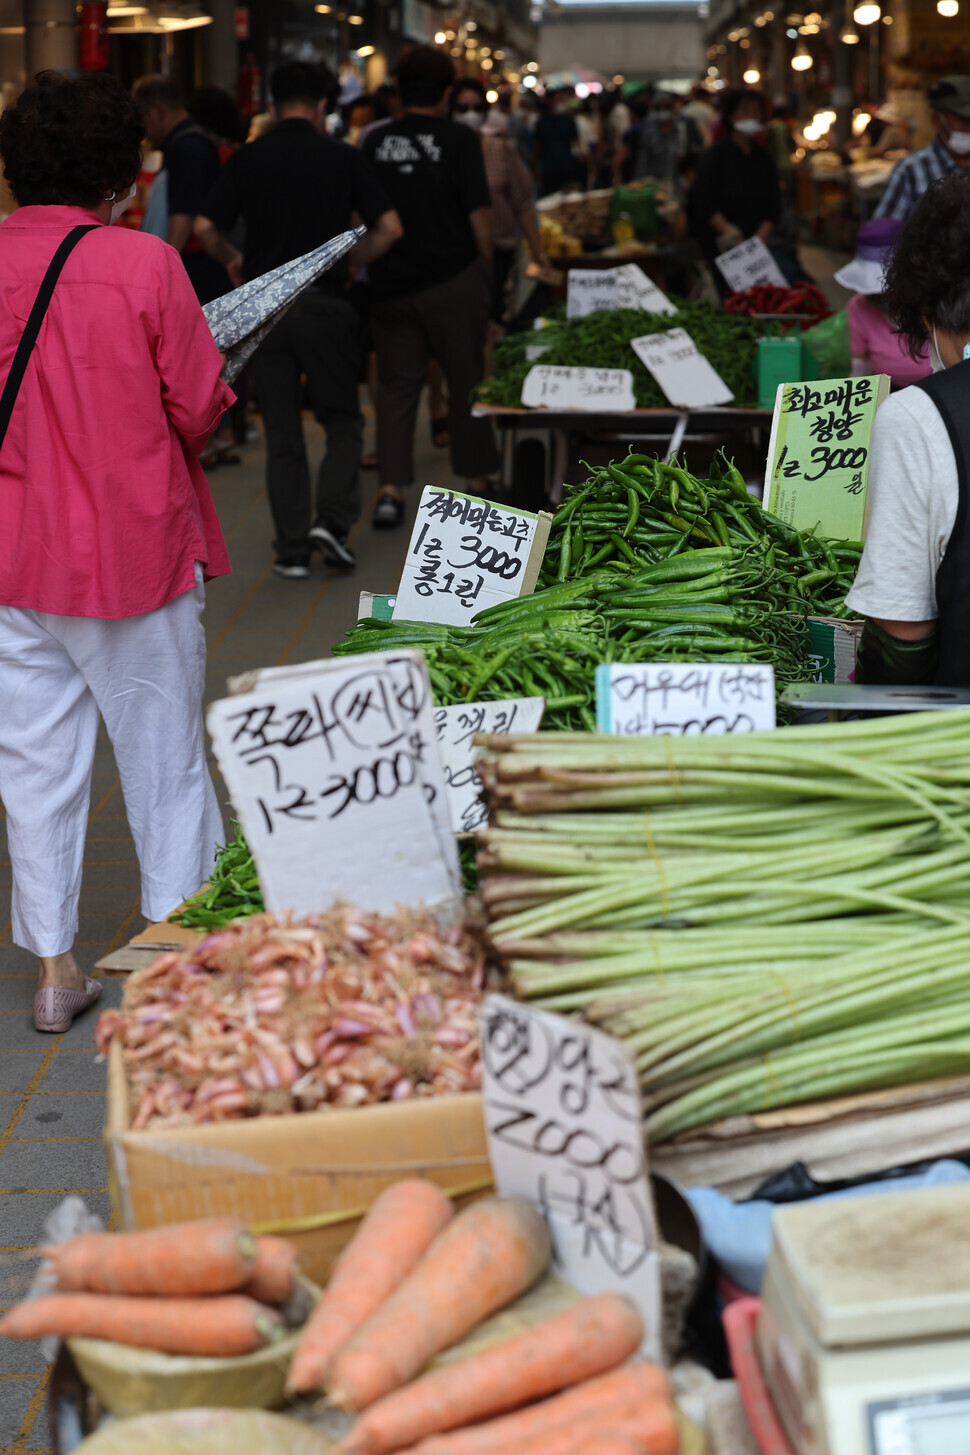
[805,617,863,685]
[104,1042,492,1286]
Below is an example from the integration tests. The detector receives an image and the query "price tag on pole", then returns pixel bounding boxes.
[715,236,787,292]
[595,662,776,735]
[521,364,637,413]
[764,373,890,540]
[479,994,661,1359]
[631,328,734,408]
[392,487,552,628]
[208,650,461,920]
[433,697,545,834]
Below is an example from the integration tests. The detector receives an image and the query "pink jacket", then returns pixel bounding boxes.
[0,205,233,619]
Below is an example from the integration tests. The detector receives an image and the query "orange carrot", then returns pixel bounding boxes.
[412,1364,673,1455]
[461,1402,678,1455]
[567,1439,647,1455]
[287,1179,454,1395]
[0,1293,282,1357]
[45,1219,256,1296]
[344,1293,644,1454]
[243,1236,299,1305]
[328,1197,552,1413]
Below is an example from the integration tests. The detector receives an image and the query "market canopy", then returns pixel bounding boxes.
[203,227,364,383]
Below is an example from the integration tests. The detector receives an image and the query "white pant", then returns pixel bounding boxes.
[0,567,223,956]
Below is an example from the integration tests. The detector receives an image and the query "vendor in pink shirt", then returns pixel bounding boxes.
[0,72,233,1033]
[836,218,932,389]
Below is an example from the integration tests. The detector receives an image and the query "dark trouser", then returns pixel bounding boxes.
[250,291,364,556]
[371,259,500,488]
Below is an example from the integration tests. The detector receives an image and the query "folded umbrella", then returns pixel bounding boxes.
[203,227,364,383]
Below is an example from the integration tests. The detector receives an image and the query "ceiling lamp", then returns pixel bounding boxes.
[347,14,364,23]
[841,22,860,39]
[356,44,375,56]
[486,89,499,101]
[434,28,446,41]
[106,4,148,14]
[791,39,814,66]
[315,4,332,11]
[938,0,959,14]
[853,0,880,22]
[743,66,761,81]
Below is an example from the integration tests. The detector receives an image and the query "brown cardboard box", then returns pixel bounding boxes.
[95,918,202,976]
[105,1042,492,1284]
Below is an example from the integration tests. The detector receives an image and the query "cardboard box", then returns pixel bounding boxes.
[105,1042,492,1284]
[806,617,863,685]
[95,918,201,976]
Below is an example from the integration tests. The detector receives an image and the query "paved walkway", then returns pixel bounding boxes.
[0,410,458,1451]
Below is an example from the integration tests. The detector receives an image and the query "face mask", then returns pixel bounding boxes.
[733,118,763,138]
[944,125,970,155]
[455,108,484,132]
[109,183,136,225]
[930,323,945,373]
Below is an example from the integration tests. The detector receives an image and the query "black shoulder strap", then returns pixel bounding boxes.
[0,223,98,452]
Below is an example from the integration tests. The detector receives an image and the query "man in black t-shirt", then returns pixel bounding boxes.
[362,46,500,527]
[197,63,402,579]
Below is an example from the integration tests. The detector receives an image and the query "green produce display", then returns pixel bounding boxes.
[475,713,970,1141]
[172,822,264,929]
[476,303,761,410]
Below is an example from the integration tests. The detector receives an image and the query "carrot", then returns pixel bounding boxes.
[466,1402,678,1455]
[0,1293,283,1357]
[412,1364,673,1455]
[567,1439,647,1455]
[287,1179,454,1395]
[344,1293,644,1454]
[328,1197,552,1413]
[45,1218,256,1297]
[243,1235,299,1305]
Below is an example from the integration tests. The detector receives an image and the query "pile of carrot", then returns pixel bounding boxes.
[287,1179,678,1455]
[0,1218,302,1357]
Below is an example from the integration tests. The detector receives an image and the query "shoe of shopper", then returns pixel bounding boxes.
[273,555,311,579]
[372,491,406,530]
[309,521,357,569]
[33,977,102,1034]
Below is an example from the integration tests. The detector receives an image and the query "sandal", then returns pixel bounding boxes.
[33,977,103,1034]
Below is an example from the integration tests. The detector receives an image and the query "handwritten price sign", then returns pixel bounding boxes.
[521,365,637,413]
[714,235,786,292]
[479,994,661,1357]
[433,698,545,834]
[207,650,461,919]
[596,662,776,735]
[392,488,551,628]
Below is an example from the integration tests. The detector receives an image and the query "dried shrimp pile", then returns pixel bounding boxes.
[96,907,486,1131]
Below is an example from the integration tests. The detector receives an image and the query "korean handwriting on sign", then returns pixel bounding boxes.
[409,491,531,609]
[481,1002,653,1277]
[610,664,774,735]
[529,366,632,404]
[433,702,520,833]
[774,377,874,494]
[224,657,433,833]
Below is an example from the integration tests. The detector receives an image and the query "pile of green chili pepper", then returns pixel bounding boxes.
[172,821,265,929]
[477,302,761,410]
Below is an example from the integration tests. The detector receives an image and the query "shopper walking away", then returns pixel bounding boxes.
[689,88,780,293]
[133,74,230,306]
[197,61,401,578]
[0,72,232,1031]
[362,46,500,528]
[875,76,970,222]
[534,88,585,197]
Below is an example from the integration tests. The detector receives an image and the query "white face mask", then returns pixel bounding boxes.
[930,323,946,373]
[455,108,485,132]
[109,183,137,225]
[733,118,763,138]
[945,127,970,155]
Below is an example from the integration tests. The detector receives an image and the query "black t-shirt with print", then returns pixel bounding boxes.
[361,114,491,302]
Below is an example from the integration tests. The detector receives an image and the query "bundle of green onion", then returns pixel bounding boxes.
[475,711,970,1142]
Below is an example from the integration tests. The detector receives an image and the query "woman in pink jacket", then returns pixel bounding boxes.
[0,72,233,1032]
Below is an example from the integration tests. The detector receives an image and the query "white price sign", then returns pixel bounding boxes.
[392,487,551,628]
[595,662,776,735]
[715,235,787,293]
[521,365,636,413]
[631,327,734,408]
[207,650,461,919]
[613,263,677,316]
[479,994,661,1359]
[433,697,545,834]
[566,268,619,317]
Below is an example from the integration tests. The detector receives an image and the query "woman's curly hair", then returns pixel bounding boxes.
[883,172,970,359]
[0,71,144,208]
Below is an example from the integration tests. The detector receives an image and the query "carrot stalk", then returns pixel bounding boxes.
[287,1179,454,1395]
[344,1293,644,1454]
[327,1197,552,1413]
[412,1364,672,1455]
[45,1218,256,1297]
[243,1235,299,1305]
[0,1293,283,1357]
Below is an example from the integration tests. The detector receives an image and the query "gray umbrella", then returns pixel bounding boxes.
[203,227,364,383]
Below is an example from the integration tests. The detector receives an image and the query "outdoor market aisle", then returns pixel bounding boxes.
[0,410,454,1452]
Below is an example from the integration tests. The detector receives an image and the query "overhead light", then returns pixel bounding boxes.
[803,121,820,139]
[486,88,499,102]
[356,44,375,55]
[743,66,761,81]
[466,19,477,30]
[938,0,958,11]
[613,73,625,82]
[494,49,505,58]
[841,22,860,40]
[522,73,537,86]
[347,14,364,22]
[786,27,798,36]
[480,45,491,55]
[740,36,751,46]
[434,29,446,41]
[106,4,148,13]
[525,60,539,70]
[481,57,494,68]
[791,38,814,66]
[852,110,871,132]
[707,64,719,75]
[315,4,332,10]
[853,0,880,22]
[157,14,213,28]
[882,11,893,18]
[451,46,461,54]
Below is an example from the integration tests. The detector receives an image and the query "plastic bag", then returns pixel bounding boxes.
[801,307,851,380]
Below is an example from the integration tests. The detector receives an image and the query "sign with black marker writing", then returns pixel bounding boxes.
[715,235,787,292]
[479,994,661,1357]
[434,698,545,833]
[765,374,890,540]
[566,265,676,319]
[613,263,677,316]
[631,328,734,408]
[392,488,552,628]
[596,662,776,735]
[207,650,461,919]
[521,365,637,413]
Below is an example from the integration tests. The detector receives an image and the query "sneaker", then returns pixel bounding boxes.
[309,521,357,569]
[372,491,406,530]
[273,555,310,579]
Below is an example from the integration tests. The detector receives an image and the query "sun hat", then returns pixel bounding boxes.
[929,75,970,119]
[833,217,903,295]
[875,101,908,125]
